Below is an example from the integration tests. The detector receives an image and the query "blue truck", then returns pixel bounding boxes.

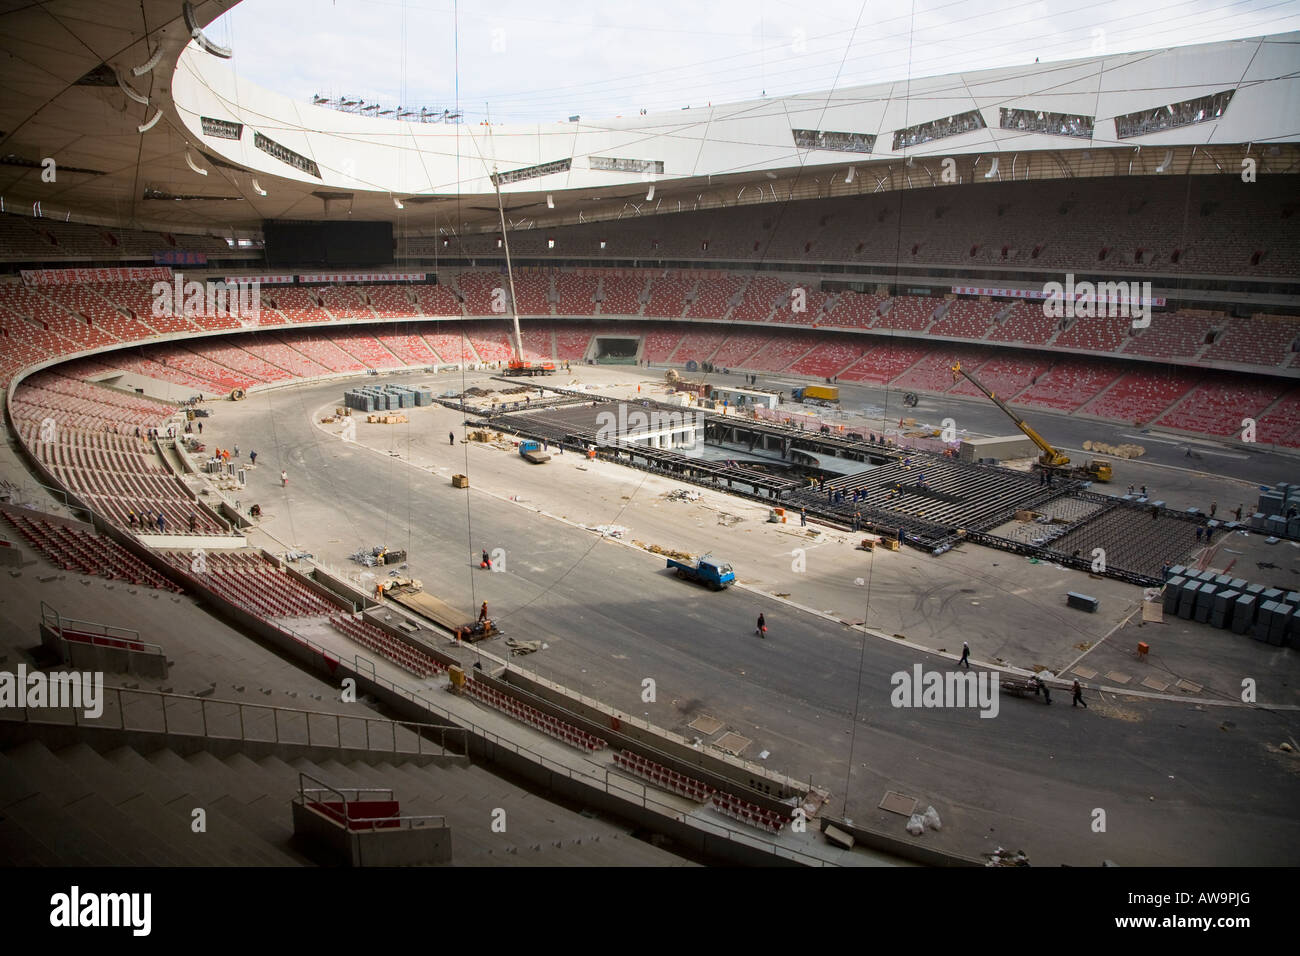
[519,440,551,464]
[666,554,736,590]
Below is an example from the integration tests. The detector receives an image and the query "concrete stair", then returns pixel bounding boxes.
[0,736,691,866]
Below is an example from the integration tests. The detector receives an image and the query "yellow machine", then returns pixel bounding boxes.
[950,363,1112,482]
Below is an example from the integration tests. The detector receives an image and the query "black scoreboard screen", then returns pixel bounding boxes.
[262,220,393,266]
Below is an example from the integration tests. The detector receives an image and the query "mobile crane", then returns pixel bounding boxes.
[950,362,1112,482]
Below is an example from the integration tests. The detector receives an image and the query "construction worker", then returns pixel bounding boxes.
[479,601,488,622]
[481,549,491,570]
[449,431,455,446]
[756,613,766,638]
[281,469,288,487]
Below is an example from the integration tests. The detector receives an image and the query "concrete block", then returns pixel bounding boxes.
[1163,577,1185,614]
[1211,590,1238,629]
[1267,604,1290,646]
[1231,594,1256,634]
[1255,601,1281,642]
[1066,592,1099,613]
[1193,583,1217,623]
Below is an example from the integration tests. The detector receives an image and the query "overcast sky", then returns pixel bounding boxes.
[209,0,1300,123]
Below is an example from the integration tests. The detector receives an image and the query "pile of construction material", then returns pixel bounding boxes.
[366,413,408,424]
[1083,440,1145,459]
[1251,482,1300,537]
[1161,564,1299,646]
[343,384,432,413]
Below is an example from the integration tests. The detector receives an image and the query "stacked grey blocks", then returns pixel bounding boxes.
[1160,566,1300,646]
[1256,483,1300,539]
[343,384,433,412]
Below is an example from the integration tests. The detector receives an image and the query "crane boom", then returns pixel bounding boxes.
[950,362,1070,468]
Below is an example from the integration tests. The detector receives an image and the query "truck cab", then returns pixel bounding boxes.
[666,553,736,590]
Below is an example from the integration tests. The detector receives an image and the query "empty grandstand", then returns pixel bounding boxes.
[0,0,1297,898]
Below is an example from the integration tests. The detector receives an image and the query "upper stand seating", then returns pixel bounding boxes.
[597,275,647,316]
[873,296,940,332]
[986,301,1059,346]
[729,276,789,322]
[927,299,999,340]
[821,291,883,329]
[1121,312,1219,360]
[1203,316,1300,368]
[361,284,418,319]
[685,275,742,320]
[643,276,695,318]
[413,284,464,317]
[554,274,599,316]
[316,286,377,321]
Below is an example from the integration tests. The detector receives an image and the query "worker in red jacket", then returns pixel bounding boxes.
[479,601,489,622]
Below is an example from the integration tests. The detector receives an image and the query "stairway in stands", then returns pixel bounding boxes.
[0,738,683,866]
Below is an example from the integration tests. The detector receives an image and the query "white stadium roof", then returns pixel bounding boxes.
[0,0,1296,235]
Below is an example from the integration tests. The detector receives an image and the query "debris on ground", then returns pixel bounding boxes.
[506,639,545,656]
[590,524,628,538]
[635,541,694,562]
[665,489,701,503]
[985,847,1030,866]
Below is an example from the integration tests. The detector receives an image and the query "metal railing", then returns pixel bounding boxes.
[295,774,447,831]
[3,683,468,759]
[40,602,163,655]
